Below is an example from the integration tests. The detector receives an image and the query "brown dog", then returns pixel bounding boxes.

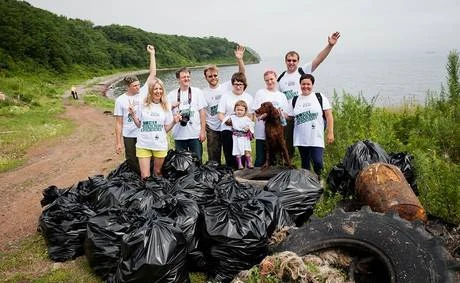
[255,102,292,168]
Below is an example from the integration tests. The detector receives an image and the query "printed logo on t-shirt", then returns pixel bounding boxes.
[210,105,218,116]
[141,121,163,132]
[295,111,318,126]
[283,90,298,100]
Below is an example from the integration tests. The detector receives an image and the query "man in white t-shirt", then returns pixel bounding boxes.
[278,31,340,159]
[167,67,208,163]
[202,45,246,164]
[114,76,142,174]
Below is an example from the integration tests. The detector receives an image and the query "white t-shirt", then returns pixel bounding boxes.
[135,103,173,151]
[114,93,141,138]
[202,81,232,131]
[278,62,313,102]
[252,88,293,140]
[293,92,331,148]
[217,91,254,131]
[167,86,207,140]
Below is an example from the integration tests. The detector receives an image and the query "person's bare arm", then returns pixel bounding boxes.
[199,108,207,142]
[235,45,246,74]
[115,117,123,154]
[145,44,157,85]
[311,32,341,72]
[324,109,334,144]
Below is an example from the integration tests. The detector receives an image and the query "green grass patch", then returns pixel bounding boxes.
[83,93,115,111]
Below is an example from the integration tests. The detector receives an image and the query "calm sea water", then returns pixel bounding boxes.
[112,50,448,106]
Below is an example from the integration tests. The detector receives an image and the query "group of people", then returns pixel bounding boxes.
[114,32,341,180]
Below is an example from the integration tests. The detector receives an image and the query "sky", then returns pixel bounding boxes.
[26,0,460,58]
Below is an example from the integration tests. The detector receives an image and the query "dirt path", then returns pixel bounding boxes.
[0,79,126,251]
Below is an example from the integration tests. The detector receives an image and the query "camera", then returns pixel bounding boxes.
[180,112,190,126]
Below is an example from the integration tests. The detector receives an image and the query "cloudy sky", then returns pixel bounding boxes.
[27,0,459,58]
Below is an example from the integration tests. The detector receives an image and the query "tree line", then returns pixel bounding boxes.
[0,0,260,73]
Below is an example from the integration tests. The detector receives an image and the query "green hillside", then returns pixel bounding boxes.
[0,0,260,73]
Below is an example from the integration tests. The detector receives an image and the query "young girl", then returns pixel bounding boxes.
[129,78,179,179]
[227,100,255,169]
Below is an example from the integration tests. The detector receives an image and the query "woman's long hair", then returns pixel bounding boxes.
[144,78,169,111]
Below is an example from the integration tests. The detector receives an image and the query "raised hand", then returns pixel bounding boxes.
[328,32,341,46]
[234,45,245,59]
[147,44,155,54]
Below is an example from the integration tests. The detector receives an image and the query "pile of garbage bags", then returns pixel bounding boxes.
[327,140,417,197]
[38,150,323,282]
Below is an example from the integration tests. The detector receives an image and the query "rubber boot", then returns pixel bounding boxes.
[246,155,254,169]
[236,156,243,170]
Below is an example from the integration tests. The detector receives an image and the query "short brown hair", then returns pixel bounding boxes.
[176,67,190,79]
[231,72,248,90]
[204,65,219,76]
[284,51,300,61]
[123,75,139,86]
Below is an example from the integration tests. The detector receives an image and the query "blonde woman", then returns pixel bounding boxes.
[129,79,179,179]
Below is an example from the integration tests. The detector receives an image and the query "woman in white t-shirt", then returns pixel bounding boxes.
[252,70,292,167]
[293,73,334,178]
[129,79,179,179]
[217,72,253,168]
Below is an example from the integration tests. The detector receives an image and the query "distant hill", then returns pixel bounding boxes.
[0,0,260,73]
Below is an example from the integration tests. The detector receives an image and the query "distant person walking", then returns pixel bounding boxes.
[167,68,208,163]
[70,86,78,100]
[202,45,246,164]
[114,44,158,174]
[278,31,340,159]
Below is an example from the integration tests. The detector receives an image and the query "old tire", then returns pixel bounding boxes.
[234,166,287,189]
[270,207,457,283]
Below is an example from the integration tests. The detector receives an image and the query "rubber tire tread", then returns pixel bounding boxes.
[270,207,457,283]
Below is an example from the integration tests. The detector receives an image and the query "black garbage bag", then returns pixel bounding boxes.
[327,164,355,197]
[121,177,168,214]
[214,177,245,202]
[38,193,95,261]
[194,163,233,188]
[112,216,189,283]
[234,188,293,235]
[174,174,217,207]
[202,198,270,282]
[84,208,133,280]
[154,194,205,271]
[78,175,109,209]
[40,185,66,207]
[92,177,142,212]
[389,152,418,195]
[162,149,200,182]
[342,140,390,178]
[327,140,390,197]
[265,169,323,226]
[106,161,138,180]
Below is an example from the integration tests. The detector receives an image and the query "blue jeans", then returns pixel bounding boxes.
[297,146,324,176]
[175,139,203,163]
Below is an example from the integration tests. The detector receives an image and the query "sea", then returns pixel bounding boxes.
[111,50,450,107]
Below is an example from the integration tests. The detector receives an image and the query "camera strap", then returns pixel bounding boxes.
[177,87,192,105]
